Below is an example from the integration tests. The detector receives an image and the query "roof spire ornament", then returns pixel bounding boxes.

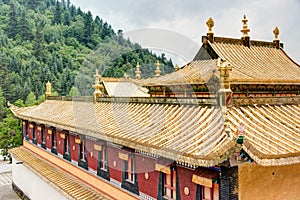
[92,69,104,102]
[206,17,214,34]
[241,15,250,47]
[175,64,179,71]
[206,17,214,42]
[273,26,281,49]
[241,15,250,37]
[217,58,233,113]
[45,81,51,98]
[135,62,141,79]
[273,26,279,40]
[155,60,161,77]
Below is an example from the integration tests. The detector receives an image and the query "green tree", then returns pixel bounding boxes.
[68,86,80,96]
[25,91,37,106]
[0,109,22,160]
[6,3,18,39]
[18,11,33,41]
[14,99,25,107]
[0,87,5,120]
[53,0,62,24]
[83,11,93,46]
[33,20,45,61]
[37,94,45,104]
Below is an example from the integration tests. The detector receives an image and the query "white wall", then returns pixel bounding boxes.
[11,157,68,200]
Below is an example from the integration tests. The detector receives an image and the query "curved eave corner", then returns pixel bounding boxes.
[243,140,300,166]
[9,104,36,119]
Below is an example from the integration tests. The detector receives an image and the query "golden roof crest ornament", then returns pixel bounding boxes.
[217,58,233,113]
[135,62,141,79]
[92,69,104,102]
[206,17,214,34]
[273,26,279,40]
[175,64,179,71]
[155,60,161,77]
[206,17,215,43]
[46,81,51,98]
[241,15,250,37]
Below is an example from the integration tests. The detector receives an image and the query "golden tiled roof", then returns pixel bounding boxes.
[9,147,112,200]
[209,38,300,84]
[137,37,300,86]
[11,99,300,166]
[103,81,149,97]
[136,59,217,86]
[11,100,237,167]
[227,104,300,166]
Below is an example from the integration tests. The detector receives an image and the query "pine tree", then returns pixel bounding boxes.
[6,3,18,39]
[33,20,45,61]
[27,0,40,10]
[0,86,5,120]
[66,0,70,8]
[83,11,93,45]
[53,0,62,24]
[0,53,9,100]
[25,91,37,106]
[18,11,32,41]
[63,11,71,26]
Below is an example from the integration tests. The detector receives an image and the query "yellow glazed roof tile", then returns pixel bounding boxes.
[11,100,300,166]
[11,100,236,167]
[137,38,300,86]
[9,147,112,200]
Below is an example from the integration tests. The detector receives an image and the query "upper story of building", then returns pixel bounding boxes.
[103,15,300,102]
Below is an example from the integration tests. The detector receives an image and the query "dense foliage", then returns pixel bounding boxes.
[0,0,174,158]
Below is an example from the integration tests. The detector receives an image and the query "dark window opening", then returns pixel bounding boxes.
[78,138,88,170]
[41,126,46,149]
[97,144,110,181]
[51,129,57,155]
[121,154,139,195]
[63,133,71,161]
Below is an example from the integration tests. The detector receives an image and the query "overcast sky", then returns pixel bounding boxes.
[71,0,300,65]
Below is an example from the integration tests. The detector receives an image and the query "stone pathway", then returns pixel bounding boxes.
[0,161,20,200]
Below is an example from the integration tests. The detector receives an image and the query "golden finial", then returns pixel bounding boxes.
[241,15,250,37]
[46,81,51,98]
[206,17,214,34]
[273,26,279,40]
[175,64,179,71]
[92,69,104,102]
[217,58,232,90]
[135,62,141,79]
[155,60,161,77]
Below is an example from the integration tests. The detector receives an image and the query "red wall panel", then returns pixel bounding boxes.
[136,154,159,198]
[56,130,64,155]
[46,127,52,149]
[69,134,78,162]
[107,145,122,182]
[28,125,33,140]
[177,166,197,200]
[36,126,41,145]
[86,139,98,170]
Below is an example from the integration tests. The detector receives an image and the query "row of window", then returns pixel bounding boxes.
[23,121,219,200]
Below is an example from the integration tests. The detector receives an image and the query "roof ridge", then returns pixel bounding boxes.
[213,36,282,48]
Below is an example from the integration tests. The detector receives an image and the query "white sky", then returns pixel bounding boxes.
[71,0,300,65]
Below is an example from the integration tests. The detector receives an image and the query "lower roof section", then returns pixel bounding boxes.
[10,98,300,166]
[10,147,112,200]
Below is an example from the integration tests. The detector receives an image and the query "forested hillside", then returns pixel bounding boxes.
[0,0,174,103]
[0,0,174,159]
